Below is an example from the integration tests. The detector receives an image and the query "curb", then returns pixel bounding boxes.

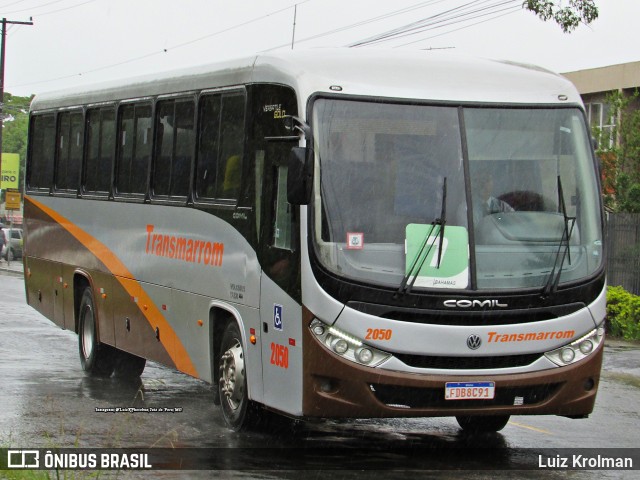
[0,264,23,278]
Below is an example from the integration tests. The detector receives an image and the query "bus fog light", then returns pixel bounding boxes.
[333,339,349,355]
[561,348,575,364]
[356,348,374,364]
[579,340,593,354]
[312,324,325,336]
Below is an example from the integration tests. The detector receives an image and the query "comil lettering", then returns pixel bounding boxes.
[443,299,508,308]
[145,224,224,267]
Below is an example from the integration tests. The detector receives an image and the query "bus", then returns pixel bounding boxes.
[24,49,606,433]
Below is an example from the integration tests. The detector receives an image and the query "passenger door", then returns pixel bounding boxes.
[252,85,304,414]
[258,142,303,415]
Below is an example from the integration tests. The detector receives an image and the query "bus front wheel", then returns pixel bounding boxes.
[78,287,115,377]
[218,321,260,430]
[456,415,510,433]
[112,350,146,379]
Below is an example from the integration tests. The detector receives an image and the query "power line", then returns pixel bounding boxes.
[0,0,29,9]
[397,5,520,47]
[349,0,489,46]
[263,0,450,52]
[31,0,101,18]
[387,2,521,46]
[1,0,102,18]
[1,0,69,15]
[7,0,526,92]
[9,1,310,89]
[11,0,456,89]
[348,0,519,47]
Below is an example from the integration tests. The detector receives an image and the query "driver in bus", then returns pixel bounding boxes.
[472,170,514,225]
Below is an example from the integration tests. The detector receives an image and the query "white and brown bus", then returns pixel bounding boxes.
[24,49,606,432]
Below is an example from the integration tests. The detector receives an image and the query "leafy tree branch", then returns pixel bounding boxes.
[524,0,598,32]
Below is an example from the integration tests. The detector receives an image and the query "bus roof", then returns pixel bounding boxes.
[30,48,582,112]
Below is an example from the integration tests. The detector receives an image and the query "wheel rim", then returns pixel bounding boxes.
[219,340,246,412]
[81,305,95,360]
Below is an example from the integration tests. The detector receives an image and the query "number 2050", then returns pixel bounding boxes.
[365,328,392,340]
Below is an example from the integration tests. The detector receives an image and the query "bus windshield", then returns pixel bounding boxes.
[311,99,603,291]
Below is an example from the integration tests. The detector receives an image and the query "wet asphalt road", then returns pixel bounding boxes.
[1,269,639,479]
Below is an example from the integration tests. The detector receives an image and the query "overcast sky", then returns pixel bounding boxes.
[3,0,639,98]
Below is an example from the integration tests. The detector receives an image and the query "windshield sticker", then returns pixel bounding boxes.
[405,224,469,289]
[346,232,364,250]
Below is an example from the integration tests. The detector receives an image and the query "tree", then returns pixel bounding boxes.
[595,90,640,213]
[525,0,599,32]
[1,93,32,191]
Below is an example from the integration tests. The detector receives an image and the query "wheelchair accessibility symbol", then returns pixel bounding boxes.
[273,304,283,331]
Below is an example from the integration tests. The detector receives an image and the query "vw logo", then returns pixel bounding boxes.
[466,334,482,350]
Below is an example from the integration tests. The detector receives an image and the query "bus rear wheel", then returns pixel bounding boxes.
[218,321,260,431]
[78,287,115,377]
[456,415,510,433]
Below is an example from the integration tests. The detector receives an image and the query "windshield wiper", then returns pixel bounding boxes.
[396,177,447,297]
[542,176,576,297]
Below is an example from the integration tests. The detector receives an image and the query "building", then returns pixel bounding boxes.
[564,62,640,295]
[563,61,640,150]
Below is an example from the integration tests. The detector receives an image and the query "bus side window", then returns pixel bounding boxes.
[27,114,56,192]
[196,91,246,201]
[85,107,115,195]
[219,93,245,200]
[196,95,221,199]
[116,103,151,195]
[55,111,83,192]
[153,98,194,199]
[272,165,293,250]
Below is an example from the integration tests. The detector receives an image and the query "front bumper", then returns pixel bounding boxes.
[302,310,602,419]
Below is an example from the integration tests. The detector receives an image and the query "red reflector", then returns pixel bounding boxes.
[289,338,296,346]
[250,328,256,335]
[162,304,167,310]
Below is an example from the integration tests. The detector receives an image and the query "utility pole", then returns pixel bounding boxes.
[0,17,33,177]
[291,5,297,50]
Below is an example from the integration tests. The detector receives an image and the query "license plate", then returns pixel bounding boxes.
[445,382,495,400]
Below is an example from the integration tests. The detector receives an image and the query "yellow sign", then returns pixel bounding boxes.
[1,153,20,189]
[5,190,21,210]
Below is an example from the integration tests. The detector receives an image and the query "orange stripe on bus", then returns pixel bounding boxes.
[26,195,199,378]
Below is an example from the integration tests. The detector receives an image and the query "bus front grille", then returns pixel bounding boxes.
[370,383,562,409]
[394,352,543,370]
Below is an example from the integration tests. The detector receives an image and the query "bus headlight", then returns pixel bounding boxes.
[310,319,391,367]
[544,325,604,367]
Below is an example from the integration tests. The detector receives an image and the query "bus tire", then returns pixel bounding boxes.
[112,350,146,379]
[78,287,115,377]
[218,321,260,430]
[455,415,510,433]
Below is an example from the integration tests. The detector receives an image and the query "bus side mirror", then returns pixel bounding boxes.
[287,146,313,205]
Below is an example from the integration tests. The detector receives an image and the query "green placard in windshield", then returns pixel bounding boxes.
[405,224,469,289]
